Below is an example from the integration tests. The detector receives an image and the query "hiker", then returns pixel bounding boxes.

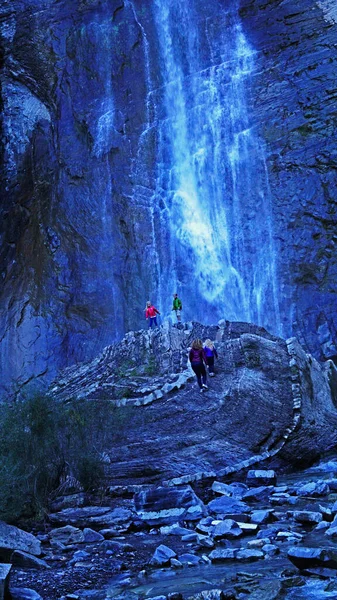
[172,293,182,322]
[145,301,160,328]
[204,339,218,376]
[189,339,208,392]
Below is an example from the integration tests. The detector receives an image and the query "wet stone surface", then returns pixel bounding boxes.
[8,458,337,599]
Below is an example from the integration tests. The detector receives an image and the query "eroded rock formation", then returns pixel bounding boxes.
[50,321,337,482]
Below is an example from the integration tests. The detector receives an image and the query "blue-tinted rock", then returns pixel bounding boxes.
[10,551,49,570]
[293,511,323,524]
[177,553,201,566]
[242,486,274,502]
[288,546,337,570]
[212,520,242,540]
[208,497,249,516]
[209,549,237,562]
[135,485,206,525]
[150,544,176,566]
[246,470,277,487]
[296,481,330,497]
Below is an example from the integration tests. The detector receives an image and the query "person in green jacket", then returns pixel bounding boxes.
[172,293,182,322]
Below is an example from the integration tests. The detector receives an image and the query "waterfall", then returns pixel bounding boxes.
[145,0,282,334]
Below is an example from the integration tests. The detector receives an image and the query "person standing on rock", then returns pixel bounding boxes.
[145,301,160,329]
[203,339,218,377]
[189,339,208,392]
[172,293,182,322]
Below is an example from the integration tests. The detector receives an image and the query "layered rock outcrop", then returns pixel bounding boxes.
[1,0,337,397]
[50,321,337,482]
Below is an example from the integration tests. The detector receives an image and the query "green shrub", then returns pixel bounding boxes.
[144,356,158,375]
[0,395,127,523]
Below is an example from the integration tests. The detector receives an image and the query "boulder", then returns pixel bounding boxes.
[0,522,41,559]
[82,528,104,543]
[295,481,330,497]
[135,486,206,525]
[150,544,176,566]
[10,551,50,570]
[212,519,242,540]
[208,497,249,516]
[293,511,323,524]
[49,525,84,545]
[209,549,237,562]
[288,546,337,570]
[177,553,201,566]
[242,486,274,502]
[246,470,277,487]
[250,510,274,524]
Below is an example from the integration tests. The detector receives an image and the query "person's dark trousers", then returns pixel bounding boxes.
[191,362,207,388]
[207,356,215,373]
[149,317,157,328]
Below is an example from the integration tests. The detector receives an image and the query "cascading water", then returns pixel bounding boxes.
[134,0,282,334]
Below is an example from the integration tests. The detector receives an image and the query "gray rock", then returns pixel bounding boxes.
[246,470,277,486]
[0,522,41,557]
[296,481,330,497]
[315,521,330,531]
[288,546,337,570]
[70,550,91,565]
[10,551,50,570]
[211,482,232,496]
[212,519,242,540]
[242,486,274,502]
[135,486,206,525]
[293,511,323,524]
[208,496,249,516]
[181,533,198,542]
[177,553,201,566]
[82,528,104,543]
[325,479,337,491]
[237,522,259,535]
[50,493,86,512]
[250,510,274,524]
[170,558,183,568]
[262,544,279,556]
[209,549,237,562]
[150,544,177,566]
[50,526,84,545]
[160,525,193,536]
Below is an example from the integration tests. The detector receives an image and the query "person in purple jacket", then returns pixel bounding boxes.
[203,339,218,376]
[189,339,208,392]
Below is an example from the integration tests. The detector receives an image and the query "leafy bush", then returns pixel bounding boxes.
[144,356,158,375]
[0,396,126,523]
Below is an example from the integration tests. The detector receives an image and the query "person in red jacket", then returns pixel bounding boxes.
[189,339,208,392]
[145,301,160,328]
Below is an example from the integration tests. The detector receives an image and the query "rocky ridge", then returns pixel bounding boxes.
[2,319,337,598]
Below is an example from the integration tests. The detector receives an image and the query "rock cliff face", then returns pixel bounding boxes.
[1,0,337,396]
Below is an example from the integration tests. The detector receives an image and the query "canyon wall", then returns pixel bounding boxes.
[1,0,336,397]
